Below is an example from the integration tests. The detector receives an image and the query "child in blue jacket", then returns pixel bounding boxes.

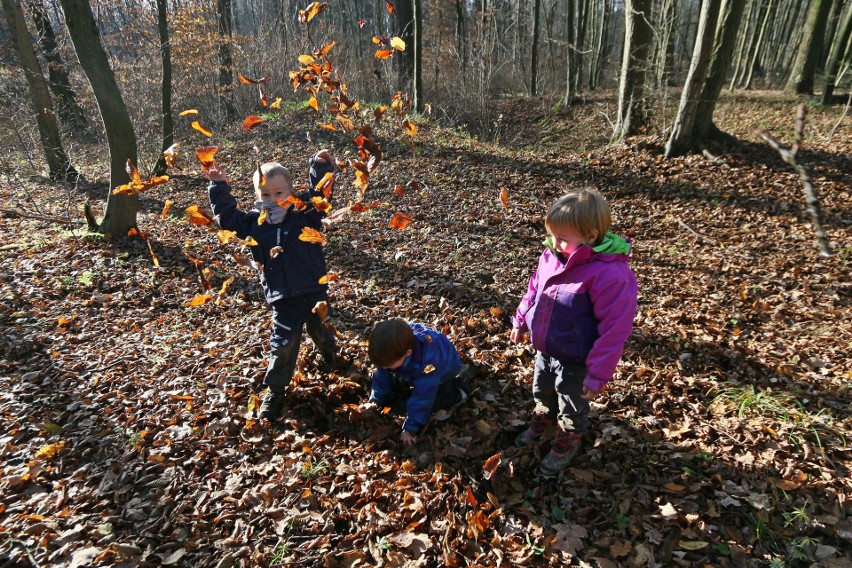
[205,150,337,420]
[368,319,469,446]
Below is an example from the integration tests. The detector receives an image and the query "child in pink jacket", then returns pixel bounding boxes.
[511,188,637,476]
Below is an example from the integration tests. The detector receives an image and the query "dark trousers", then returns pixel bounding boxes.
[264,292,336,392]
[532,352,589,433]
[384,375,465,414]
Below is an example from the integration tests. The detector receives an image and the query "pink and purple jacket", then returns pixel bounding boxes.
[512,233,638,392]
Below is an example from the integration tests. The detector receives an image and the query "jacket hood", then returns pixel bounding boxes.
[543,231,631,257]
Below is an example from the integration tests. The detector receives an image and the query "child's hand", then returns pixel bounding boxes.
[509,328,528,343]
[205,164,227,182]
[400,430,417,446]
[314,149,335,164]
[581,386,602,401]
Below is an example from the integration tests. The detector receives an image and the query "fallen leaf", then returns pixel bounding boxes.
[389,211,413,230]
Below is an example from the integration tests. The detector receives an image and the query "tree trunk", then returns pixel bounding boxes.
[216,0,236,118]
[728,0,752,90]
[562,0,576,105]
[412,0,422,112]
[655,0,676,88]
[153,0,173,176]
[744,0,774,89]
[530,0,540,95]
[786,0,834,94]
[822,2,852,103]
[592,0,613,89]
[2,0,75,180]
[396,0,414,93]
[665,0,722,157]
[26,0,88,133]
[614,0,654,141]
[59,0,138,235]
[455,0,467,86]
[822,0,846,70]
[694,0,747,141]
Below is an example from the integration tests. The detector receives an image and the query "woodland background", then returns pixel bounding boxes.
[0,0,851,567]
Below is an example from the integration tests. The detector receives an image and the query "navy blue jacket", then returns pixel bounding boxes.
[369,323,462,433]
[208,155,335,304]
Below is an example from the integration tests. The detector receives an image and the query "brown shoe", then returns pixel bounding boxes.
[515,412,555,447]
[539,430,582,476]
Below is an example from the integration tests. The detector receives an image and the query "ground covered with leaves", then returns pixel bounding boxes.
[1,92,850,567]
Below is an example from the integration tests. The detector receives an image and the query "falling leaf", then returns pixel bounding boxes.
[238,75,270,84]
[270,97,282,109]
[146,238,160,267]
[312,301,329,321]
[269,246,283,258]
[243,236,258,246]
[299,227,329,246]
[311,196,332,214]
[318,122,337,131]
[318,273,339,284]
[179,109,198,116]
[375,48,394,60]
[374,106,387,122]
[403,118,417,137]
[423,364,436,374]
[349,160,370,195]
[163,144,180,168]
[242,115,265,133]
[161,200,174,219]
[34,441,65,460]
[185,205,214,226]
[113,159,169,194]
[191,121,213,137]
[390,36,406,51]
[308,96,319,112]
[299,1,328,23]
[186,294,212,306]
[385,1,394,14]
[389,211,413,230]
[216,275,234,304]
[499,187,509,209]
[217,230,237,244]
[314,172,335,197]
[298,54,315,65]
[258,85,268,106]
[357,18,366,28]
[336,114,355,131]
[195,146,218,170]
[482,453,500,480]
[258,209,267,225]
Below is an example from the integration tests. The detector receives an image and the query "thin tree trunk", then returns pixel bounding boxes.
[665,0,722,157]
[2,0,75,180]
[531,0,540,95]
[216,0,236,118]
[396,0,415,93]
[59,0,138,234]
[26,0,88,133]
[786,0,835,93]
[655,0,676,89]
[728,0,752,90]
[822,2,852,103]
[456,0,467,86]
[614,0,654,141]
[562,0,576,105]
[744,0,774,90]
[413,0,422,112]
[694,0,747,141]
[593,0,613,88]
[153,0,173,176]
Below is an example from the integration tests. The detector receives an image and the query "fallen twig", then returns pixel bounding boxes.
[757,104,831,258]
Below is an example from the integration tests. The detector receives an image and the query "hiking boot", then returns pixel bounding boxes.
[515,412,555,447]
[539,430,583,476]
[259,391,285,420]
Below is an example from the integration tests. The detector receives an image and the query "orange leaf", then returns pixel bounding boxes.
[192,121,213,137]
[318,41,337,57]
[482,453,501,480]
[270,97,282,109]
[161,199,173,219]
[318,122,338,131]
[308,96,319,112]
[258,209,267,225]
[386,1,395,14]
[375,48,394,60]
[195,146,218,169]
[350,200,381,213]
[336,114,355,131]
[279,195,308,211]
[315,172,335,197]
[394,184,405,196]
[242,115,265,133]
[299,2,328,23]
[299,227,329,246]
[318,273,339,284]
[349,159,369,195]
[357,18,366,28]
[179,109,198,116]
[499,187,509,210]
[185,204,214,226]
[238,74,270,84]
[465,486,477,507]
[389,211,413,230]
[311,196,332,214]
[403,118,417,137]
[186,294,212,306]
[163,143,180,167]
[390,36,406,51]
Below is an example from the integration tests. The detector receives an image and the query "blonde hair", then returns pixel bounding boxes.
[253,162,292,192]
[545,188,611,244]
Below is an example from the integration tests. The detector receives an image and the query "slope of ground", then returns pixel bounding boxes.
[0,92,850,567]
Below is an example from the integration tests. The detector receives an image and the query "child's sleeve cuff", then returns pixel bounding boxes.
[583,375,608,392]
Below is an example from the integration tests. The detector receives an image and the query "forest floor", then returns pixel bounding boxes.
[1,91,851,568]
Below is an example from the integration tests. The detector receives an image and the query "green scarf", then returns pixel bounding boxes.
[543,231,631,255]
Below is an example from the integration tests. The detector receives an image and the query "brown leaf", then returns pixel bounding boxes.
[499,187,509,209]
[195,146,218,169]
[389,211,413,230]
[482,453,500,480]
[191,121,213,137]
[299,227,329,246]
[185,205,214,226]
[242,115,265,133]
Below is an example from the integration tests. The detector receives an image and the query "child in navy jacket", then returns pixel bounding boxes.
[205,150,337,420]
[368,319,469,446]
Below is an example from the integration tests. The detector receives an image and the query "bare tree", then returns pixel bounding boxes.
[59,0,138,234]
[153,0,173,176]
[822,1,852,103]
[217,0,236,118]
[2,0,75,180]
[786,0,834,94]
[614,0,654,141]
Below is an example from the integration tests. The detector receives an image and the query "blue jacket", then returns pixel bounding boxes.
[369,323,462,433]
[208,154,335,304]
